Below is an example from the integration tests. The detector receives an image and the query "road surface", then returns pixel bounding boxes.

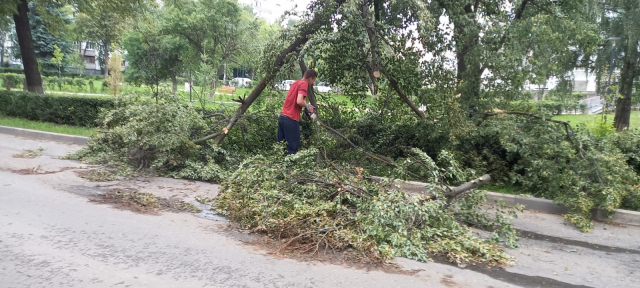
[0,133,638,288]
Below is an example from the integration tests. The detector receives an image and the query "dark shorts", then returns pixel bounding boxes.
[277,115,300,154]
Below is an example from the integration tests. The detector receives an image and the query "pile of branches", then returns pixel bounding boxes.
[215,148,520,265]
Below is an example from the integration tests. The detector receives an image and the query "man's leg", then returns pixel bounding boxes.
[277,115,286,143]
[279,115,300,154]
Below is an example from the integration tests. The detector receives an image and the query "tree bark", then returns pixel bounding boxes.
[103,40,110,80]
[360,1,425,119]
[298,56,319,116]
[202,0,346,145]
[445,174,491,199]
[614,39,638,131]
[171,73,178,94]
[13,0,43,94]
[0,37,4,65]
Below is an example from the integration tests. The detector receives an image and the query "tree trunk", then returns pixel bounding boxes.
[614,39,638,131]
[103,41,110,80]
[299,57,319,114]
[0,37,4,65]
[197,0,346,145]
[171,74,178,94]
[13,0,43,94]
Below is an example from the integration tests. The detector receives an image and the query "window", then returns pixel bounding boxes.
[83,56,95,64]
[85,42,93,50]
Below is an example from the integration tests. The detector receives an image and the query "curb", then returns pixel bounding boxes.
[0,125,89,145]
[373,176,640,227]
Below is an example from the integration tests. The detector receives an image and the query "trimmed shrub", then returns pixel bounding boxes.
[74,78,87,91]
[1,73,24,91]
[0,91,114,126]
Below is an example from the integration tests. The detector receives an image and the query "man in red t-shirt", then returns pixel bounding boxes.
[278,69,317,154]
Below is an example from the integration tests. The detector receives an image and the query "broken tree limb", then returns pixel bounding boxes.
[444,174,491,199]
[359,0,425,119]
[205,0,345,145]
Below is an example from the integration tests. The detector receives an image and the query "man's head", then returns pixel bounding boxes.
[303,69,317,85]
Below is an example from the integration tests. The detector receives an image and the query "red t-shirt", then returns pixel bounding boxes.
[281,79,308,122]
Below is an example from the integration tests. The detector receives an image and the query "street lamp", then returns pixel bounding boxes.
[604,37,620,121]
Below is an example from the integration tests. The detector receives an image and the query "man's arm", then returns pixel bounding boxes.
[296,93,308,108]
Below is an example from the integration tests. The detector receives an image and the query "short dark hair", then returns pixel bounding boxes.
[303,69,317,79]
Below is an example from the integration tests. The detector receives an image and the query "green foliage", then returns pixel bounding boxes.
[506,100,587,115]
[51,44,64,77]
[70,94,227,181]
[215,148,516,265]
[0,90,114,126]
[1,73,24,91]
[122,9,188,94]
[462,115,639,231]
[73,78,87,91]
[10,2,74,72]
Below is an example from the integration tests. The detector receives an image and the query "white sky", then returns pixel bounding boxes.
[237,0,313,23]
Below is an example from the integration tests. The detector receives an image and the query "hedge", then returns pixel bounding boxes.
[0,91,114,127]
[507,101,587,115]
[0,69,104,81]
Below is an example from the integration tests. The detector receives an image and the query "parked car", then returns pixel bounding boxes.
[231,77,252,88]
[275,80,295,91]
[315,82,332,93]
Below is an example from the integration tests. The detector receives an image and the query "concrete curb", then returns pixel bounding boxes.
[0,125,89,145]
[373,176,640,227]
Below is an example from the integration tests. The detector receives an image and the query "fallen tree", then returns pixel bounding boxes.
[215,148,520,265]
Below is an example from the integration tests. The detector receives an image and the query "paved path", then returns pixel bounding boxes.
[0,133,638,288]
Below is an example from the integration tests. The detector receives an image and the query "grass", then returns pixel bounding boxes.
[476,184,521,195]
[0,116,96,137]
[553,111,640,130]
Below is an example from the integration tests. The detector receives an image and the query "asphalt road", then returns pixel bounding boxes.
[0,133,639,288]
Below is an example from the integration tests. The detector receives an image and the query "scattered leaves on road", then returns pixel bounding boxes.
[75,169,119,182]
[13,147,45,159]
[91,188,202,215]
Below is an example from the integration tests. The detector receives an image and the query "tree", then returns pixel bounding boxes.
[0,15,12,65]
[597,0,640,131]
[50,43,63,76]
[107,47,122,97]
[75,10,129,79]
[0,0,147,93]
[67,52,85,75]
[9,0,43,93]
[9,2,75,75]
[122,8,188,95]
[162,0,247,97]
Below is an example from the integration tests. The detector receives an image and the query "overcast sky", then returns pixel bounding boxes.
[237,0,313,23]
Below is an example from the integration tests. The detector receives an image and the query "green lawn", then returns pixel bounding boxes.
[553,111,640,129]
[476,184,521,195]
[0,116,96,137]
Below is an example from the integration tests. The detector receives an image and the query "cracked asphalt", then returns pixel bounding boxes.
[0,133,638,288]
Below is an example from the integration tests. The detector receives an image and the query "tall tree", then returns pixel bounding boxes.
[0,16,12,65]
[422,0,599,111]
[0,0,146,92]
[11,0,43,92]
[162,0,245,95]
[10,2,73,72]
[599,0,640,131]
[122,8,188,95]
[75,10,129,79]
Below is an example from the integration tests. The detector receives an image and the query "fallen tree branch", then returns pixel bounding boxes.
[360,0,425,119]
[317,120,394,166]
[445,174,491,199]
